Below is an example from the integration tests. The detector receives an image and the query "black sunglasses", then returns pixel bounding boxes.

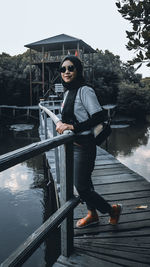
[60,65,76,73]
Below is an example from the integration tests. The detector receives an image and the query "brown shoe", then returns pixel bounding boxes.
[76,212,99,229]
[109,204,122,225]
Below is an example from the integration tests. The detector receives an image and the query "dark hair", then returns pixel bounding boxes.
[60,55,85,83]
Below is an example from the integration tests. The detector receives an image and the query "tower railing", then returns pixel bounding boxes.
[31,49,83,64]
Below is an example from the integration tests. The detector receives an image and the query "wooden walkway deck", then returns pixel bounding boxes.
[53,146,150,267]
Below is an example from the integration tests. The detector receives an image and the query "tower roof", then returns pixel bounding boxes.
[25,34,95,53]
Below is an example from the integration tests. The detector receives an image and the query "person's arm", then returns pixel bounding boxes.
[73,110,105,134]
[73,86,105,133]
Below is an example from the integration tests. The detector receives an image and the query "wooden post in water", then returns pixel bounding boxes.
[60,142,74,257]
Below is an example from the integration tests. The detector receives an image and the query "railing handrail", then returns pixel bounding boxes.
[39,102,61,125]
[0,132,75,173]
[0,105,39,110]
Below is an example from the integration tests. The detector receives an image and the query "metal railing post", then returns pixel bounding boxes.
[52,121,60,184]
[44,111,48,139]
[39,106,43,135]
[60,142,74,257]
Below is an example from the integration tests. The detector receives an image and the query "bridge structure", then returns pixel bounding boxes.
[0,101,150,266]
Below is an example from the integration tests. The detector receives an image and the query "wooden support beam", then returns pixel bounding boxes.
[60,143,74,257]
[29,49,33,106]
[42,46,45,97]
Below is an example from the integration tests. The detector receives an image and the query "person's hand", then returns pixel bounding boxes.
[56,121,74,134]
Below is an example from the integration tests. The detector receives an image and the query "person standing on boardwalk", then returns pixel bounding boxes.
[56,55,122,228]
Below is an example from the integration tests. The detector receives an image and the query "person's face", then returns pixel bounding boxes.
[61,60,77,83]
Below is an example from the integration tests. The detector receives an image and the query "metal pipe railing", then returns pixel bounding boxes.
[39,101,72,186]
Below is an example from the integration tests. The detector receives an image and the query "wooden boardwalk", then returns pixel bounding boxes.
[54,146,150,267]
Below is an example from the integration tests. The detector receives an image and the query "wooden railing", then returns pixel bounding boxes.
[39,100,63,185]
[0,105,39,121]
[0,109,80,266]
[31,49,83,64]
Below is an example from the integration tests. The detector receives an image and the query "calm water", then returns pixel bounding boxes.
[107,121,150,182]
[0,123,60,266]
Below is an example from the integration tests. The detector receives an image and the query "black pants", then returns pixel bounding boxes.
[73,137,112,214]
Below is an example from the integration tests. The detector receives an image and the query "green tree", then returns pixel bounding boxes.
[0,51,31,105]
[117,81,150,117]
[89,50,122,104]
[116,0,150,68]
[86,49,141,105]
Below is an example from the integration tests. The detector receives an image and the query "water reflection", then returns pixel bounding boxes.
[0,123,59,266]
[0,165,33,193]
[107,122,150,182]
[0,159,45,265]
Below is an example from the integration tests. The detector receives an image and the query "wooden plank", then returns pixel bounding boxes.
[74,239,150,253]
[94,162,123,169]
[93,167,133,176]
[102,189,150,201]
[75,244,150,264]
[74,248,150,267]
[96,147,109,156]
[54,253,119,267]
[94,180,150,193]
[92,173,143,184]
[75,229,150,241]
[95,159,120,165]
[96,154,119,160]
[74,219,150,236]
[53,262,65,267]
[74,197,150,219]
[74,210,150,230]
[75,208,150,225]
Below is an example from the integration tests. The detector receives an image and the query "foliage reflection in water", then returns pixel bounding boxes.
[0,123,59,267]
[107,121,150,182]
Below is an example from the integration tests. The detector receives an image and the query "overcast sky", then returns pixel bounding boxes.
[0,0,149,77]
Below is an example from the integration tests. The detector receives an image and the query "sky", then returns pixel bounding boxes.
[0,0,149,78]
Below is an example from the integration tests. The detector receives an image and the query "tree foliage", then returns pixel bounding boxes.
[117,81,150,117]
[0,51,31,105]
[92,50,121,104]
[86,49,142,105]
[0,48,149,118]
[116,0,150,68]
